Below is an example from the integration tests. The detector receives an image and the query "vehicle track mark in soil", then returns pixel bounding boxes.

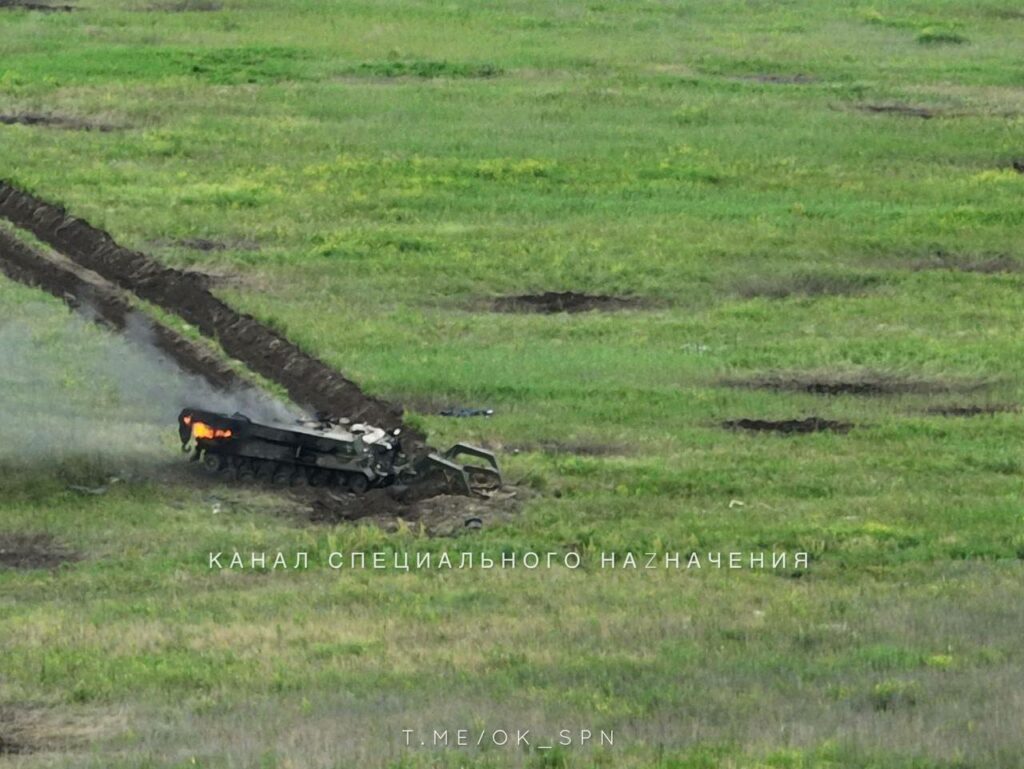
[857,103,938,119]
[735,272,879,300]
[741,73,817,84]
[0,733,30,755]
[0,182,418,441]
[908,251,1021,274]
[722,417,853,434]
[0,533,79,570]
[0,114,115,131]
[0,227,252,393]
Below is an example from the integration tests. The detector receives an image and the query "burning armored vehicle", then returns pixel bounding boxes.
[178,408,501,496]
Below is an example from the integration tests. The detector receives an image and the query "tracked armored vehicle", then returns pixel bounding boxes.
[178,408,501,496]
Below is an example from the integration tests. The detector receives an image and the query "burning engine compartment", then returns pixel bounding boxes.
[179,408,502,496]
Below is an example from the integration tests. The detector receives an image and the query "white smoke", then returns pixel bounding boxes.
[0,302,299,465]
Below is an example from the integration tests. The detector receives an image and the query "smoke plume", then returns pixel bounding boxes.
[0,301,299,465]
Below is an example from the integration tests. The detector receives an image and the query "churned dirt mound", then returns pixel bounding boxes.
[492,291,643,314]
[924,404,1019,417]
[723,417,853,434]
[0,0,72,10]
[307,486,525,536]
[721,371,990,396]
[0,113,114,131]
[0,227,253,393]
[0,181,417,442]
[0,533,79,570]
[908,251,1021,274]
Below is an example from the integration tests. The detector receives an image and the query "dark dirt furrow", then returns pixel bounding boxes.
[723,417,853,434]
[0,0,73,10]
[492,291,643,313]
[0,228,250,393]
[0,182,415,439]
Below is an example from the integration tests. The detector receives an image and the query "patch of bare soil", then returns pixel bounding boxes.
[0,181,418,443]
[0,113,112,131]
[723,417,853,434]
[492,291,643,314]
[736,273,879,300]
[0,227,254,393]
[722,371,990,396]
[857,103,937,119]
[924,404,1019,417]
[0,533,79,570]
[307,486,525,536]
[0,0,72,10]
[908,251,1021,274]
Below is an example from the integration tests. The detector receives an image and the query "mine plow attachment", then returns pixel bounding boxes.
[421,444,503,496]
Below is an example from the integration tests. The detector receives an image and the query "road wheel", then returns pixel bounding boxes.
[347,474,369,494]
[308,468,330,487]
[235,459,256,482]
[202,453,225,474]
[270,464,292,485]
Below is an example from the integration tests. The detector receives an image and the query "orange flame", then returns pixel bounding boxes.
[192,421,233,440]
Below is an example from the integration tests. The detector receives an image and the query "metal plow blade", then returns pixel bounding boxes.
[422,443,502,496]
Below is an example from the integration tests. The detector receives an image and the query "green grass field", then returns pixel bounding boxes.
[2,1,1024,766]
